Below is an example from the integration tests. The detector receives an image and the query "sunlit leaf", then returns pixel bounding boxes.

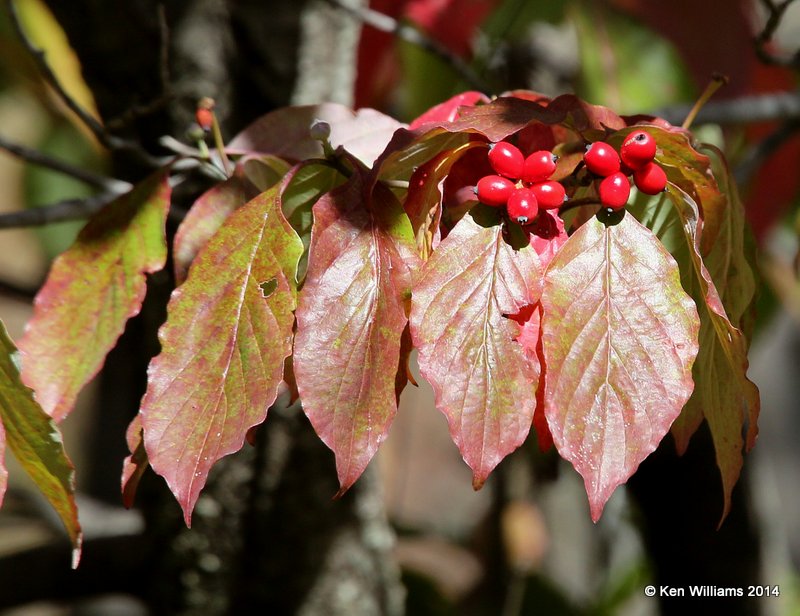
[410,214,543,488]
[408,91,489,129]
[18,173,170,421]
[541,213,699,521]
[141,176,302,525]
[293,172,418,494]
[0,320,81,567]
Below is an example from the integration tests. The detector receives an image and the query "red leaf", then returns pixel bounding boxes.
[541,213,699,521]
[293,173,418,494]
[405,0,500,56]
[409,91,489,130]
[141,177,302,525]
[19,173,170,421]
[410,215,543,488]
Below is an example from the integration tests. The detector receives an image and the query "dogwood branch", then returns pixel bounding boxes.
[322,0,490,92]
[653,90,800,127]
[755,0,800,68]
[0,135,130,192]
[0,192,119,229]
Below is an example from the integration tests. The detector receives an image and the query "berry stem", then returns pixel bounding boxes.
[208,104,233,176]
[682,73,729,130]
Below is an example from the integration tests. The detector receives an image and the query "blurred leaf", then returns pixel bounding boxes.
[0,320,81,567]
[571,0,694,113]
[141,177,302,525]
[19,172,170,421]
[541,213,699,521]
[410,214,542,488]
[293,173,418,494]
[120,413,147,509]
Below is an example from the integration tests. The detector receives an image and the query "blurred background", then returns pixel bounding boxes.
[0,0,798,614]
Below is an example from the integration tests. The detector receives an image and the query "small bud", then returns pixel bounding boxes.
[310,120,332,142]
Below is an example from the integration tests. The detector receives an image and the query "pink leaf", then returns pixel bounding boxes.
[541,213,699,521]
[410,214,543,488]
[293,173,419,494]
[141,177,302,525]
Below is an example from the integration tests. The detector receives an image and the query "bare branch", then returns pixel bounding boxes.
[0,134,131,192]
[0,192,119,229]
[735,117,800,185]
[322,0,491,93]
[754,0,800,68]
[653,91,800,127]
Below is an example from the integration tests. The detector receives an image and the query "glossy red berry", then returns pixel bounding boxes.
[506,187,539,225]
[598,172,630,210]
[633,161,668,195]
[529,180,566,210]
[583,141,620,177]
[620,130,657,169]
[521,150,557,183]
[488,141,525,179]
[476,175,515,207]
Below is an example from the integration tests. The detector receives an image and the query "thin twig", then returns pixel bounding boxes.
[735,117,800,185]
[0,193,119,229]
[652,91,800,127]
[0,135,131,192]
[755,0,800,68]
[5,0,161,166]
[323,0,490,92]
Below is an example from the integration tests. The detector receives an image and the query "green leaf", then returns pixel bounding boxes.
[141,176,302,525]
[541,213,699,521]
[293,173,419,494]
[410,214,543,488]
[0,320,81,567]
[663,163,759,522]
[18,172,170,421]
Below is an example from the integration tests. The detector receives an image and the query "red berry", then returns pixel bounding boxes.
[488,141,524,179]
[633,161,667,195]
[620,130,657,169]
[521,150,557,183]
[583,141,620,177]
[476,175,515,207]
[529,180,566,210]
[598,172,630,210]
[506,187,539,225]
[195,107,214,131]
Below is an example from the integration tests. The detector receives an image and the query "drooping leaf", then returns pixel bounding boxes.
[19,173,170,421]
[141,176,302,525]
[0,320,81,567]
[664,172,759,521]
[541,213,699,521]
[410,214,543,488]
[227,103,404,167]
[293,172,418,494]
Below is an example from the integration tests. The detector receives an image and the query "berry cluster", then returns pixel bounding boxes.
[584,130,667,210]
[475,141,566,225]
